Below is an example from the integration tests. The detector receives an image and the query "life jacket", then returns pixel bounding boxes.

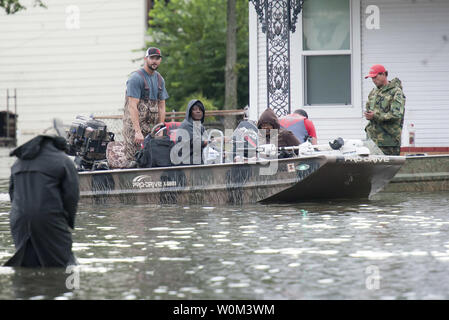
[279,115,309,143]
[164,121,181,142]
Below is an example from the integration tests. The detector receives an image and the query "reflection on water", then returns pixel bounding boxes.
[1,183,449,299]
[1,147,449,299]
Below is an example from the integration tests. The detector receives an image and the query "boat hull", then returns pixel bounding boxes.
[79,154,405,205]
[382,154,449,192]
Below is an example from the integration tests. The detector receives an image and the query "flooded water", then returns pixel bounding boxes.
[1,147,449,300]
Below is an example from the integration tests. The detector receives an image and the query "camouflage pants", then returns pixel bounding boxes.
[122,98,159,167]
[379,146,401,156]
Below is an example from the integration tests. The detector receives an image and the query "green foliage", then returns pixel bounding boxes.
[179,93,219,113]
[0,0,46,14]
[147,0,248,111]
[178,93,219,122]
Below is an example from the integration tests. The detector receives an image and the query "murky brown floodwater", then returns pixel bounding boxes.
[1,147,449,300]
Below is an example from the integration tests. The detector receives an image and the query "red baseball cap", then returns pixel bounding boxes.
[145,47,162,58]
[365,64,386,79]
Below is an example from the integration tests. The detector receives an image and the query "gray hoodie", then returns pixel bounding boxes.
[175,99,207,165]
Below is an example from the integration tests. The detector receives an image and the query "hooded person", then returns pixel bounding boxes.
[5,135,79,268]
[257,108,300,148]
[173,99,208,165]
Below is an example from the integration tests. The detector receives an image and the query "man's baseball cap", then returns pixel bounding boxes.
[365,64,386,79]
[145,47,162,58]
[294,109,309,118]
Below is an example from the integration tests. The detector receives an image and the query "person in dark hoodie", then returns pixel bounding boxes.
[257,108,300,148]
[173,99,208,165]
[5,135,79,268]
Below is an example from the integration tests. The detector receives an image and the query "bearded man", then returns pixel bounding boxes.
[122,47,169,167]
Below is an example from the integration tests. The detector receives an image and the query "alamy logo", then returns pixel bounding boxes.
[65,265,80,290]
[65,5,80,29]
[365,265,380,290]
[365,5,380,30]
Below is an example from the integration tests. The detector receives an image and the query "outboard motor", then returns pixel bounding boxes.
[66,115,114,170]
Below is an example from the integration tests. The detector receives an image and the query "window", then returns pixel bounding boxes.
[302,0,352,106]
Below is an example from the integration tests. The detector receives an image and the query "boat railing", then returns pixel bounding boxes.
[233,129,260,161]
[205,129,225,164]
[92,109,247,142]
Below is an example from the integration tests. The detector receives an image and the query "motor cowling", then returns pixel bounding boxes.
[66,115,114,170]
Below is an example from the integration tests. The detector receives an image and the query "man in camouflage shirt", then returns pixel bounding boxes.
[364,64,406,156]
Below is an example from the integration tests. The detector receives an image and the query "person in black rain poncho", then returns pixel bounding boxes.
[173,99,208,165]
[5,135,79,268]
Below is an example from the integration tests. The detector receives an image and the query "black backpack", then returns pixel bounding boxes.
[136,125,174,168]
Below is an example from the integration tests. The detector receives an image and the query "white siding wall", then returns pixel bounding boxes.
[0,0,146,143]
[249,3,267,121]
[249,1,366,144]
[250,0,449,146]
[361,0,449,147]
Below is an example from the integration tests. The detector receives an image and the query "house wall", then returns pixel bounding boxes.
[249,0,366,144]
[249,0,449,147]
[0,0,146,144]
[248,3,266,122]
[361,0,449,147]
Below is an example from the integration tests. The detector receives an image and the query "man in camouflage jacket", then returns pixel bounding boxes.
[364,64,406,156]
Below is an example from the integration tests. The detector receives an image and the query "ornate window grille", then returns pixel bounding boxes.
[249,0,305,117]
